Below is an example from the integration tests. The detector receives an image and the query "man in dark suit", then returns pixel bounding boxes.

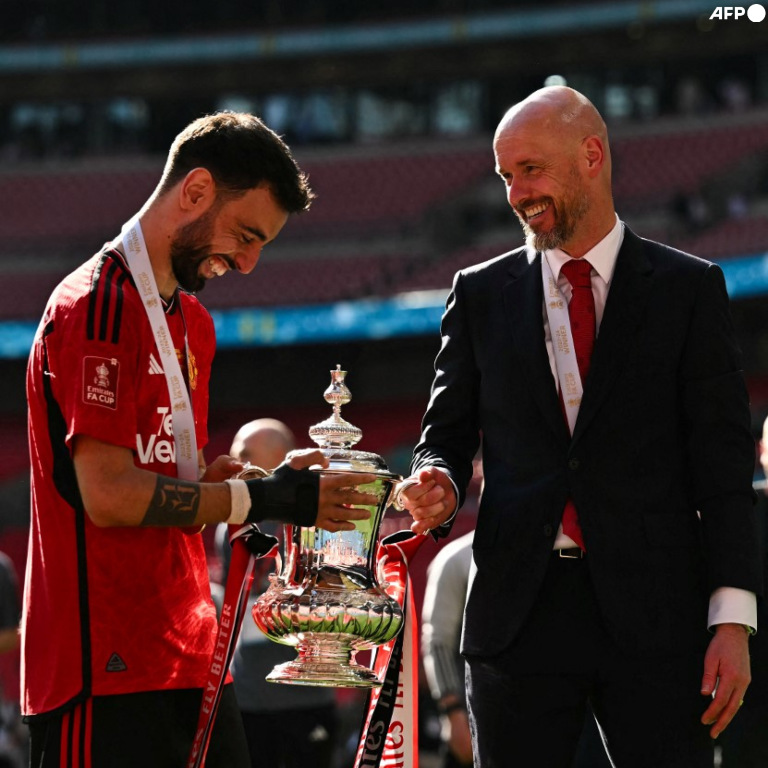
[396,86,761,767]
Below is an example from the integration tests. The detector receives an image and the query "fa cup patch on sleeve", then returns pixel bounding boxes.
[83,356,120,410]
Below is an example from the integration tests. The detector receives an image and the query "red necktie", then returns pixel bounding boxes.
[559,258,595,551]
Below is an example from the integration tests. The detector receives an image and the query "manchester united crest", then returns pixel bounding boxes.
[174,346,198,390]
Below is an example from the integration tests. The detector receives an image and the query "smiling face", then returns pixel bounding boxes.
[494,123,592,254]
[169,185,289,293]
[493,87,614,258]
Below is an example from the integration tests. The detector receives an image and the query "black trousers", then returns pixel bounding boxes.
[28,685,250,768]
[465,553,713,768]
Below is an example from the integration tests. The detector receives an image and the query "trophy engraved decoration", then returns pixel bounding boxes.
[252,366,404,687]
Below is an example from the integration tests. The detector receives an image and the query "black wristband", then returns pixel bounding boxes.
[243,464,319,527]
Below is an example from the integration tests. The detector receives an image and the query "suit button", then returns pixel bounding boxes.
[543,524,554,537]
[568,458,580,470]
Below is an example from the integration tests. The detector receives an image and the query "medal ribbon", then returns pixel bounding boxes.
[541,253,584,435]
[540,223,624,434]
[119,217,198,480]
[187,525,278,768]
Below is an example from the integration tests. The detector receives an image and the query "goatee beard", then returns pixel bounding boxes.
[525,223,564,252]
[521,192,590,252]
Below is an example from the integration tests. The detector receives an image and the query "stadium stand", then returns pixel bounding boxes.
[612,110,768,212]
[0,141,491,252]
[676,213,768,261]
[3,108,768,320]
[0,164,156,248]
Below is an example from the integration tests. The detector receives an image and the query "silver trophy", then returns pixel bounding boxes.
[252,366,403,687]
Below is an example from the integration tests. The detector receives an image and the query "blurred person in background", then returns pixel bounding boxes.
[0,552,23,768]
[420,456,484,768]
[397,86,760,768]
[421,531,474,768]
[214,419,340,768]
[718,414,768,767]
[0,553,19,655]
[21,111,375,768]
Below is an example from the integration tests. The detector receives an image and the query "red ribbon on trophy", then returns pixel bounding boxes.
[187,524,278,768]
[354,530,429,768]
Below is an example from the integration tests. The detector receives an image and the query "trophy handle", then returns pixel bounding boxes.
[235,462,271,480]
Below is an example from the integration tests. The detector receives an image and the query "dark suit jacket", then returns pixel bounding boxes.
[412,226,761,658]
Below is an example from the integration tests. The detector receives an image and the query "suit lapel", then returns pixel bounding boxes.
[503,247,569,443]
[571,226,654,444]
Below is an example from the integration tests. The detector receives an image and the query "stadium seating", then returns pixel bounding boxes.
[290,145,492,237]
[612,116,768,212]
[200,251,415,309]
[674,214,768,261]
[0,162,157,250]
[0,141,492,256]
[2,112,768,318]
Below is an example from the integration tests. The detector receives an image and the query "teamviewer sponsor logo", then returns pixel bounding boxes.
[709,4,766,19]
[137,406,177,465]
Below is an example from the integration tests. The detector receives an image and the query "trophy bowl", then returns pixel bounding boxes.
[252,366,404,687]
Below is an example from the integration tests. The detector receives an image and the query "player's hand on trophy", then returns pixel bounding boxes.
[243,448,376,532]
[395,467,457,535]
[287,448,377,533]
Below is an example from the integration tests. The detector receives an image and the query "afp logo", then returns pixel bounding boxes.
[709,4,766,19]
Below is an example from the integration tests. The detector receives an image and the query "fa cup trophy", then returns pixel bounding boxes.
[252,366,404,687]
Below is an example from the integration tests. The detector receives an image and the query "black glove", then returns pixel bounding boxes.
[244,463,319,527]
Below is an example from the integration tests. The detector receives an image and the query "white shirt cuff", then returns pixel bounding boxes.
[708,587,757,633]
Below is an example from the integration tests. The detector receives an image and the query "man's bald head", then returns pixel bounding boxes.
[496,86,609,161]
[230,418,295,470]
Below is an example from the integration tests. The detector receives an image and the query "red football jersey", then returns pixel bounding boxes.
[22,246,219,716]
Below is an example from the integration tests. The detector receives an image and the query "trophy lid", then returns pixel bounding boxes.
[309,366,397,477]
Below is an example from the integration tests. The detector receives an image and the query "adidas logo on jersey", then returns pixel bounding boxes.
[148,353,163,375]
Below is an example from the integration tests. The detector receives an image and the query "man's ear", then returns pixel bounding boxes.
[582,136,605,178]
[178,168,216,213]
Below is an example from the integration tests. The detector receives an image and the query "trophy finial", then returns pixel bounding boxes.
[309,366,363,449]
[324,365,352,412]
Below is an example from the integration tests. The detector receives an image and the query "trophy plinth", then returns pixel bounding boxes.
[252,366,403,687]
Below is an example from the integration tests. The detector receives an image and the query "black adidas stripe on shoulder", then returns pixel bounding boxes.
[86,250,133,343]
[112,271,130,344]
